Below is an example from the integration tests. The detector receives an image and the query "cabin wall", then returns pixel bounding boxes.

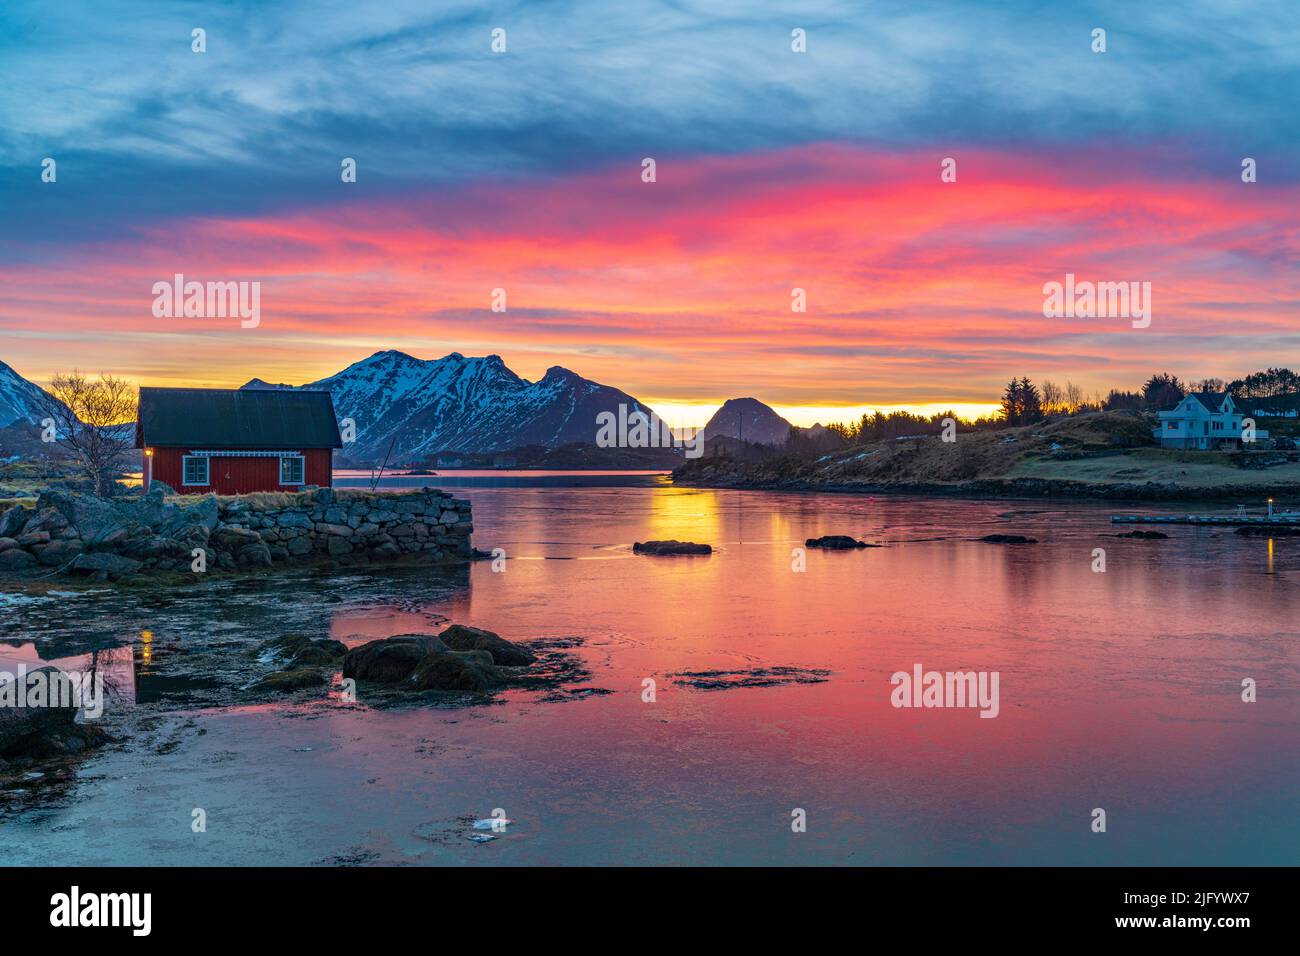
[145,448,333,494]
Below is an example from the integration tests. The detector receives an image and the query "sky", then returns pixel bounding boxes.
[1,1,1298,427]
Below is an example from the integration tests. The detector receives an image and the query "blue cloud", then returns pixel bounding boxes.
[1,0,1297,249]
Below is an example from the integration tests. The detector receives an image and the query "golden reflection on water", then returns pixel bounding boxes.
[643,486,725,545]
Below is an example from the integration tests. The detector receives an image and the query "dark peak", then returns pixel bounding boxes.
[541,365,582,382]
[241,377,294,390]
[703,396,792,446]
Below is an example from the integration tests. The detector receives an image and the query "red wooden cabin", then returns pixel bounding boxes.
[135,387,342,495]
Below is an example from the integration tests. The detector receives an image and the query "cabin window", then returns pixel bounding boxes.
[280,456,305,485]
[182,456,209,486]
[1166,422,1177,430]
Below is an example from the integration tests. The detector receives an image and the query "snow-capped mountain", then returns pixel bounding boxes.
[0,360,55,427]
[243,350,659,462]
[702,397,793,446]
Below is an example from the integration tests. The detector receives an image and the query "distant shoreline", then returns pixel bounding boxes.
[668,411,1300,506]
[669,474,1300,505]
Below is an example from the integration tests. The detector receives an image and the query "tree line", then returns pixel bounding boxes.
[823,365,1300,445]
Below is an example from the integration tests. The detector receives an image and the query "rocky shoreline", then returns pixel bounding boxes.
[0,485,474,580]
[0,559,608,786]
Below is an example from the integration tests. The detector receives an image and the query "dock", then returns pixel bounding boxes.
[1111,513,1300,525]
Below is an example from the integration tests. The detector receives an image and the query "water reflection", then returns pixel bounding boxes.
[2,487,1297,864]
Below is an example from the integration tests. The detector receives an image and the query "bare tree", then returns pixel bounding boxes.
[1040,380,1064,415]
[1064,381,1085,413]
[39,372,138,497]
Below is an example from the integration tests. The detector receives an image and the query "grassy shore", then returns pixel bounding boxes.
[674,412,1300,503]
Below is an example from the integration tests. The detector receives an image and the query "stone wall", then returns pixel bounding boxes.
[217,488,473,565]
[0,486,473,579]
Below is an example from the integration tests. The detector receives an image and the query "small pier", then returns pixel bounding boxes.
[1112,511,1300,525]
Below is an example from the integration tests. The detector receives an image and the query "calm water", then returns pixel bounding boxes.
[3,479,1297,865]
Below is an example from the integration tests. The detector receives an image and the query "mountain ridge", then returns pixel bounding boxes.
[241,349,660,463]
[0,360,56,428]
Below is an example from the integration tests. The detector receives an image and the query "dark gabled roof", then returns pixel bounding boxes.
[1188,391,1230,413]
[135,388,342,449]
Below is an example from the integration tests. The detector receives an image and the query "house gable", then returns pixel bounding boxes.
[1187,391,1231,416]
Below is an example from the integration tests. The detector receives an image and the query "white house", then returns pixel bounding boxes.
[1153,392,1268,449]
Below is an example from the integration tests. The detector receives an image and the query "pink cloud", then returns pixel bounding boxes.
[2,144,1297,408]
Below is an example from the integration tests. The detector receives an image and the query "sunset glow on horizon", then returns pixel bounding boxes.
[3,3,1299,421]
[3,144,1299,422]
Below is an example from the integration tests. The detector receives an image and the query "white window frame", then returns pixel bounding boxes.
[182,455,210,486]
[279,455,305,485]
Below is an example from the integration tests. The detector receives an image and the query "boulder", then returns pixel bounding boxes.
[0,666,108,758]
[342,634,448,683]
[409,651,506,692]
[254,667,327,693]
[160,495,219,536]
[16,530,50,547]
[438,624,536,666]
[211,525,264,552]
[290,638,348,666]
[68,552,143,578]
[170,524,211,551]
[286,537,313,556]
[35,489,160,546]
[0,548,37,571]
[36,540,85,566]
[91,527,129,550]
[0,537,17,552]
[236,542,274,567]
[633,540,712,555]
[805,535,877,549]
[22,507,69,535]
[121,535,187,560]
[0,505,30,539]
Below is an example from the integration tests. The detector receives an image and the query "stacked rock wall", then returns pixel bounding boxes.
[0,486,473,578]
[217,488,473,564]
